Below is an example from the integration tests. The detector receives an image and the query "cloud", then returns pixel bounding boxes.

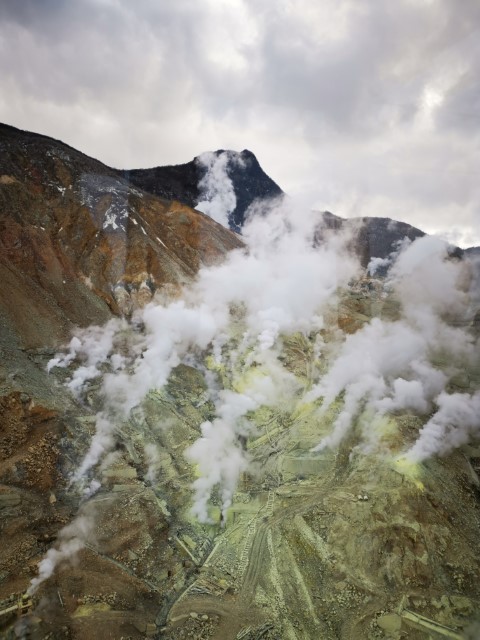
[48,188,358,521]
[0,0,478,243]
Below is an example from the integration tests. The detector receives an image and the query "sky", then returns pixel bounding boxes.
[0,0,478,246]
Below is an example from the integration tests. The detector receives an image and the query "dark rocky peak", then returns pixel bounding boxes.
[211,149,284,231]
[0,122,118,183]
[353,216,425,267]
[121,148,284,232]
[465,246,480,256]
[316,211,426,268]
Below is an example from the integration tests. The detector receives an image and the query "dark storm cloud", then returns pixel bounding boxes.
[0,0,478,244]
[0,0,66,25]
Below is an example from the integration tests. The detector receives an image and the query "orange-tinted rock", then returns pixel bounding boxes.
[0,123,243,348]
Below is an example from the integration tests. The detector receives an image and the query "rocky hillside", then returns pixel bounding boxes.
[0,123,243,348]
[0,123,243,639]
[1,123,480,640]
[317,211,426,268]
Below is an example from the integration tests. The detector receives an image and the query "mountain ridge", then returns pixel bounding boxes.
[0,122,243,349]
[3,122,475,256]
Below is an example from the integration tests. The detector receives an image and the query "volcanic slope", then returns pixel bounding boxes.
[0,122,242,346]
[1,124,480,640]
[7,280,479,640]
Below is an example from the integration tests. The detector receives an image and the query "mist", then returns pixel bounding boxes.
[195,151,244,228]
[308,235,479,461]
[47,191,357,509]
[34,157,480,595]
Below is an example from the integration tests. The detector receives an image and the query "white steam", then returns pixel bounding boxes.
[38,153,480,603]
[195,150,244,227]
[48,194,358,524]
[187,351,298,523]
[186,390,256,523]
[28,510,94,595]
[144,443,162,483]
[309,235,479,460]
[407,391,480,462]
[47,319,128,396]
[35,158,480,596]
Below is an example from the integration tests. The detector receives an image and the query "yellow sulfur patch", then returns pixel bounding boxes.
[232,366,268,394]
[205,355,225,373]
[372,415,397,436]
[393,457,425,491]
[291,401,316,421]
[73,603,111,618]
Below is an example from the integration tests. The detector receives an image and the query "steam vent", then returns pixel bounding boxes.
[1,123,480,640]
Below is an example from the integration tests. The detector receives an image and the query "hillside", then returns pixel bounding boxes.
[0,123,243,347]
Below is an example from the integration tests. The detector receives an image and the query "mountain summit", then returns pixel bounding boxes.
[122,148,284,232]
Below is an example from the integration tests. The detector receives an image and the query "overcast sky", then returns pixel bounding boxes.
[0,0,478,245]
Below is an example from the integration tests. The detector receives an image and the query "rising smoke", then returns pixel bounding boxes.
[27,506,95,595]
[195,151,244,227]
[34,155,479,593]
[309,235,480,460]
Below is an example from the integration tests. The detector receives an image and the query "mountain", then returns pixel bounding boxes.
[119,154,460,270]
[465,246,480,256]
[316,211,426,268]
[0,124,243,637]
[0,123,243,347]
[121,149,284,232]
[1,124,480,640]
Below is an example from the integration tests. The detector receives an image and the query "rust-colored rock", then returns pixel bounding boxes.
[0,123,243,348]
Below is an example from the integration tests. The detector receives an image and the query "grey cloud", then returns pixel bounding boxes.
[437,65,480,133]
[0,0,478,243]
[0,0,67,25]
[0,0,477,132]
[247,0,477,136]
